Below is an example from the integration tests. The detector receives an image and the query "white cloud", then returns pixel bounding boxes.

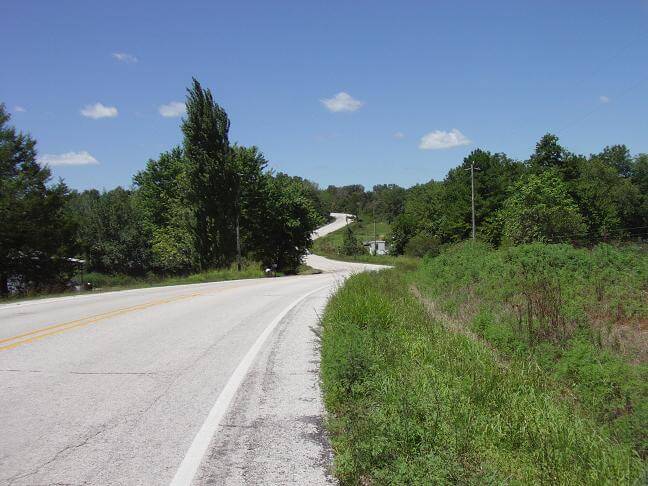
[321,92,364,112]
[112,52,138,63]
[393,131,405,139]
[38,151,100,167]
[14,106,26,113]
[158,101,186,117]
[81,102,118,119]
[419,129,471,150]
[599,95,610,103]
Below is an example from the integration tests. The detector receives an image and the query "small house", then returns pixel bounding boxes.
[363,240,387,256]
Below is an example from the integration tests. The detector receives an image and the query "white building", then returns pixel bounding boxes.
[363,240,388,256]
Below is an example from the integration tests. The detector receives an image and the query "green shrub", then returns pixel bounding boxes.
[404,232,442,257]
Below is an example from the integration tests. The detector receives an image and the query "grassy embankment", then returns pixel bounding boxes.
[320,242,647,484]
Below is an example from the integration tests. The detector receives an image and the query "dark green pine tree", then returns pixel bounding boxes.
[182,78,237,270]
[0,104,77,294]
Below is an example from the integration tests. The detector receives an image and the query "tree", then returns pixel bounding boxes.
[182,78,237,270]
[389,213,418,255]
[597,145,633,178]
[0,104,77,294]
[254,173,320,273]
[323,184,369,214]
[340,224,364,256]
[528,133,579,181]
[500,171,586,244]
[439,150,523,243]
[529,133,564,170]
[630,154,648,228]
[570,156,640,240]
[371,184,406,223]
[231,145,269,258]
[69,188,152,275]
[133,147,196,273]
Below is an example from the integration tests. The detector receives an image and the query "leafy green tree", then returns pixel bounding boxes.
[340,225,365,256]
[630,154,648,228]
[69,188,152,275]
[254,173,320,273]
[0,104,77,294]
[570,156,640,239]
[437,150,523,243]
[280,175,327,223]
[133,147,196,273]
[182,78,237,269]
[529,133,580,181]
[597,145,633,178]
[529,133,564,170]
[500,171,586,244]
[401,181,444,235]
[323,184,369,214]
[389,213,418,255]
[371,184,406,223]
[231,145,269,258]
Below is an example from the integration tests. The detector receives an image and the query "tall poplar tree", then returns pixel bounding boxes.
[182,78,237,269]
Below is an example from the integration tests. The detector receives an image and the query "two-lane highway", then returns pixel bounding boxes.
[0,213,379,485]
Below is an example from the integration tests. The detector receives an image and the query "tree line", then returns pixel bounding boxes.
[309,136,648,256]
[0,79,324,295]
[3,77,647,294]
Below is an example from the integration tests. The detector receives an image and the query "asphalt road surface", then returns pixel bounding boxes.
[0,213,382,485]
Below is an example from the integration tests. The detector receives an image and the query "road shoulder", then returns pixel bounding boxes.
[193,287,336,485]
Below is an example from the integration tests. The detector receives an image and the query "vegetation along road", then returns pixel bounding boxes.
[0,214,384,485]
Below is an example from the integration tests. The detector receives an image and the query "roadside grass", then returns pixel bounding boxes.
[321,250,647,484]
[1,261,317,303]
[413,241,648,459]
[82,264,265,289]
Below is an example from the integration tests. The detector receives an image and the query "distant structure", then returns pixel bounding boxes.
[363,240,387,255]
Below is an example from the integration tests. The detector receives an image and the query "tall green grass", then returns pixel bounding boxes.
[321,269,646,484]
[413,242,647,459]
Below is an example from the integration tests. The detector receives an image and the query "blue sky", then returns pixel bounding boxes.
[3,0,648,191]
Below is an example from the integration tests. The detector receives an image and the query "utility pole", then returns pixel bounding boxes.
[465,161,480,241]
[373,205,377,255]
[236,212,242,271]
[235,170,242,272]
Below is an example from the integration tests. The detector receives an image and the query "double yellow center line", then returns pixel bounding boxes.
[0,291,205,352]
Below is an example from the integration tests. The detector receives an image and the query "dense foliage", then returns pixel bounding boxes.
[0,104,77,294]
[1,81,324,294]
[321,266,645,484]
[414,242,647,461]
[310,136,647,255]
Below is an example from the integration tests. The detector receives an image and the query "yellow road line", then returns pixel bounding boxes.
[0,292,204,352]
[0,276,318,352]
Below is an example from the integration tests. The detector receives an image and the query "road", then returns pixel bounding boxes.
[0,213,380,485]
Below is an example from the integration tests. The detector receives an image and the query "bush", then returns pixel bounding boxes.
[404,232,441,257]
[340,225,365,256]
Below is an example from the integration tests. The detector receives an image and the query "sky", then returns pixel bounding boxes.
[2,0,648,191]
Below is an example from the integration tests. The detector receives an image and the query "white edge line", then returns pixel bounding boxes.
[169,283,332,486]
